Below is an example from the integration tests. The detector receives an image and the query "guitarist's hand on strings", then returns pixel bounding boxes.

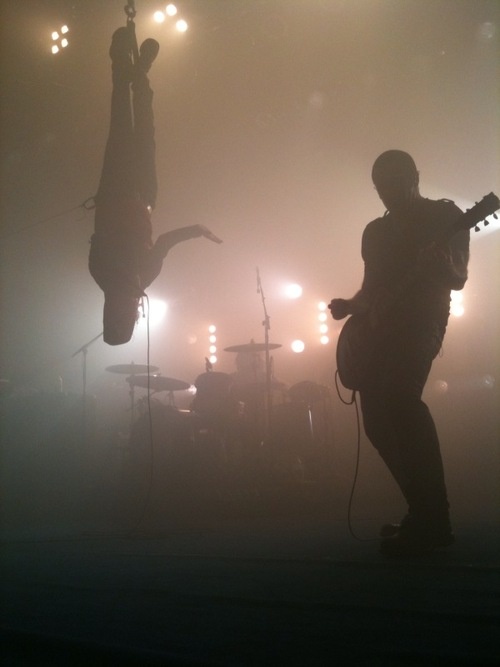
[328,298,351,320]
[329,291,369,321]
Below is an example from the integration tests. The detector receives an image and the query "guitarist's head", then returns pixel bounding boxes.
[372,150,421,215]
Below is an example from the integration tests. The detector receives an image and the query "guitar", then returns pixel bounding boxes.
[336,192,500,391]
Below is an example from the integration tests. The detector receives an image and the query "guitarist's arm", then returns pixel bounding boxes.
[328,291,370,320]
[418,230,470,291]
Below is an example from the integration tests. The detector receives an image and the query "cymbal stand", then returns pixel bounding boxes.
[71,331,103,445]
[256,268,273,441]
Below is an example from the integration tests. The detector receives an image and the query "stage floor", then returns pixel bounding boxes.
[1,480,499,666]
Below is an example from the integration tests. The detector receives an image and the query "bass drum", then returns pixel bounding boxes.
[190,372,238,424]
[129,403,198,476]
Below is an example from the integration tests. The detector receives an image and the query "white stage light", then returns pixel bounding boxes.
[166,4,178,17]
[208,324,216,333]
[209,355,217,364]
[50,25,70,55]
[139,298,167,326]
[320,335,329,345]
[318,301,328,311]
[176,19,188,33]
[284,283,303,299]
[291,340,305,353]
[154,11,166,23]
[450,290,465,317]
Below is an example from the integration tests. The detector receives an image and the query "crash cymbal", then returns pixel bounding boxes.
[126,375,191,392]
[106,364,159,374]
[224,343,282,353]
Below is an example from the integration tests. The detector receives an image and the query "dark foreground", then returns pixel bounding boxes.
[1,467,499,667]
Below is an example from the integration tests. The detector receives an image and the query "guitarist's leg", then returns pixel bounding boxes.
[380,326,452,552]
[359,390,411,502]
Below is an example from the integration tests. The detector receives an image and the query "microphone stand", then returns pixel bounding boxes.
[256,269,273,444]
[72,332,103,445]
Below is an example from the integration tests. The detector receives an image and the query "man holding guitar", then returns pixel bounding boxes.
[329,149,470,558]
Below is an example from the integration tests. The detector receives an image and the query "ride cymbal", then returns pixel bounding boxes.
[224,343,282,353]
[126,375,190,392]
[105,364,159,374]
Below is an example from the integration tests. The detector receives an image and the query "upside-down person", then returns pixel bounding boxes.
[89,25,222,345]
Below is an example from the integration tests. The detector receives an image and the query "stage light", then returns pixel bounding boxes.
[318,301,328,311]
[139,298,167,326]
[319,323,328,334]
[320,335,329,345]
[291,339,305,353]
[284,283,303,299]
[207,325,217,365]
[154,10,166,23]
[51,25,70,55]
[318,312,328,322]
[450,290,464,317]
[153,5,186,31]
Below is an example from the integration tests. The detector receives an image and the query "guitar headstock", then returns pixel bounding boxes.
[461,192,500,233]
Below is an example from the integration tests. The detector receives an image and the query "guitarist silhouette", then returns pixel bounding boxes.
[89,15,222,345]
[329,150,471,558]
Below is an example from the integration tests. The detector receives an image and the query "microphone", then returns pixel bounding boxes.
[256,267,261,293]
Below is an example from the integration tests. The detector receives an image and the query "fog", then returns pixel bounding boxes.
[1,0,499,527]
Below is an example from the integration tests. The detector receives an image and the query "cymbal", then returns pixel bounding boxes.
[126,375,191,392]
[224,343,282,353]
[106,364,159,374]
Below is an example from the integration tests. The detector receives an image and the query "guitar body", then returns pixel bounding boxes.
[336,314,372,391]
[334,192,499,392]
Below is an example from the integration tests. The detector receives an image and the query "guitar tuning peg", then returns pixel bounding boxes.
[494,213,498,220]
[474,225,480,232]
[484,219,490,226]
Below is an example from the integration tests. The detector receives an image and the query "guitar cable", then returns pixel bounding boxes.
[125,293,156,536]
[334,370,378,543]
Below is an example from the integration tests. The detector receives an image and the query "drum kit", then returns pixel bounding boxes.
[105,341,332,481]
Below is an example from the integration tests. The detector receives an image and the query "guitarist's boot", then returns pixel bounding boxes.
[379,513,411,538]
[380,515,454,558]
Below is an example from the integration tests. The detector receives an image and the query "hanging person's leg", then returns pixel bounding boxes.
[89,27,149,345]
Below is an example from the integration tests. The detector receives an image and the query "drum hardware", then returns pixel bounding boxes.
[223,343,282,353]
[126,375,190,392]
[105,363,160,427]
[105,363,159,374]
[126,374,191,411]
